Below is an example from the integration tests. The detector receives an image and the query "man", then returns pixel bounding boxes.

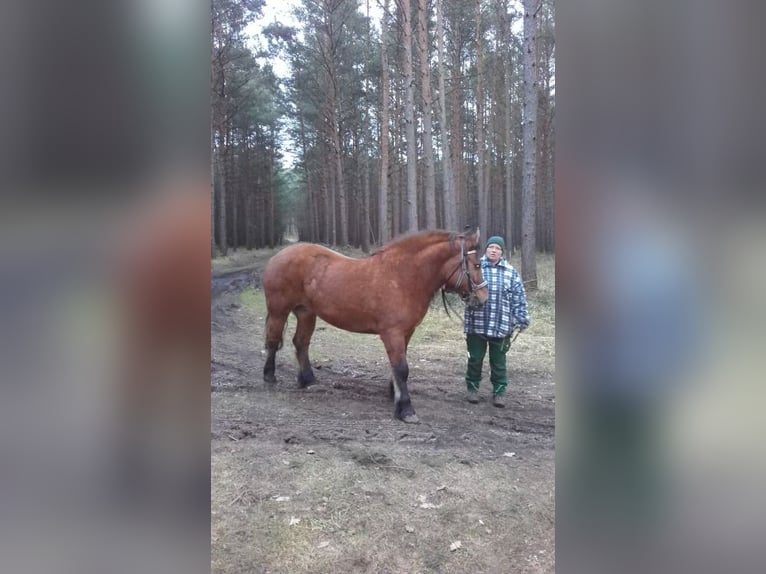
[463,236,530,407]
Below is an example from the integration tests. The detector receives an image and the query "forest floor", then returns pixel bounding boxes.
[210,246,555,574]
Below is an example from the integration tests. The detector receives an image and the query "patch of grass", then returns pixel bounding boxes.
[238,287,264,312]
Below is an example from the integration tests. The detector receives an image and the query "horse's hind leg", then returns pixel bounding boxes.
[292,307,317,387]
[263,312,287,383]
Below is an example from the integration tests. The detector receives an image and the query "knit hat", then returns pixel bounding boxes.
[486,235,505,250]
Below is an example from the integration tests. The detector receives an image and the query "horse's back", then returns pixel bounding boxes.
[264,243,348,282]
[263,243,364,313]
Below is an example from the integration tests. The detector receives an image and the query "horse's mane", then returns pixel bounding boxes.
[371,229,457,257]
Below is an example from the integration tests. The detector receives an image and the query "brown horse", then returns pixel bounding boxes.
[262,227,489,423]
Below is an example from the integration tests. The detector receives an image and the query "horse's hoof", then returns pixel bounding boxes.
[402,414,420,424]
[264,373,277,384]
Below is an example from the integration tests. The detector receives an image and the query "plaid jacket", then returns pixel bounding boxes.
[464,256,530,338]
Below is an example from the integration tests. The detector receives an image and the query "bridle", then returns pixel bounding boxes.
[444,236,487,300]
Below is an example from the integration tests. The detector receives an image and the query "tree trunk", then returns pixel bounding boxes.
[216,154,227,255]
[450,47,464,225]
[328,139,337,244]
[329,74,347,245]
[299,116,314,242]
[255,160,264,247]
[378,0,391,244]
[521,0,538,289]
[399,0,418,232]
[321,147,332,244]
[333,123,346,245]
[392,63,402,237]
[475,0,488,237]
[498,0,514,253]
[537,0,554,253]
[268,126,276,247]
[417,0,436,229]
[317,19,347,246]
[231,131,239,251]
[216,120,228,256]
[436,0,456,230]
[210,131,216,257]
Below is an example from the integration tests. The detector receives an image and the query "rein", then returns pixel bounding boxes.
[440,289,463,321]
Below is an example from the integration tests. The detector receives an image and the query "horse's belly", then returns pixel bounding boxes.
[300,268,402,334]
[315,309,379,334]
[304,295,381,334]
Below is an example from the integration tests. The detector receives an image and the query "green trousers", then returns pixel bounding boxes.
[465,333,509,395]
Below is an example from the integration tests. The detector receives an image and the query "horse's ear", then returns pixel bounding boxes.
[462,225,480,246]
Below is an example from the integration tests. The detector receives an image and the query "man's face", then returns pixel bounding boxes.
[486,243,502,264]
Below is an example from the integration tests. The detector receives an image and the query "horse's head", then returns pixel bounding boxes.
[445,227,489,308]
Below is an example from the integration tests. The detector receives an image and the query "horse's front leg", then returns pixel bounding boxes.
[382,332,419,424]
